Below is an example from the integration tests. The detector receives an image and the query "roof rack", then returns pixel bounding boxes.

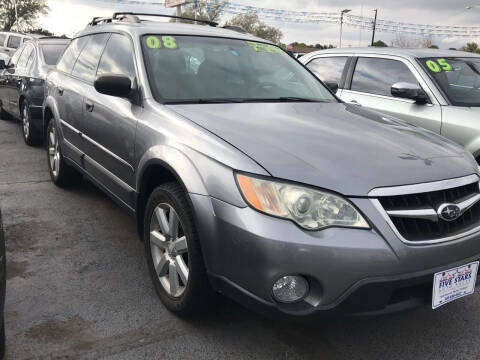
[222,25,247,33]
[89,12,218,27]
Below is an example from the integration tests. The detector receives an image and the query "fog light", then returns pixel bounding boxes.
[272,275,309,303]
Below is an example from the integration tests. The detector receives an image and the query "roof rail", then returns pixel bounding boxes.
[112,12,218,27]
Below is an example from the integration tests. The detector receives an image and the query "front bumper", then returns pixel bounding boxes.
[190,194,480,317]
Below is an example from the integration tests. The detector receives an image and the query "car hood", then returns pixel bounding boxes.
[168,102,477,196]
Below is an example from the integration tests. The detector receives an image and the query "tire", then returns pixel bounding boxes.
[144,182,215,315]
[46,118,78,187]
[21,100,41,146]
[0,105,10,121]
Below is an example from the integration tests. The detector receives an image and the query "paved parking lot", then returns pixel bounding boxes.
[1,116,480,359]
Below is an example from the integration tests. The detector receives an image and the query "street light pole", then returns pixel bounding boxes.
[339,9,351,48]
[371,9,378,46]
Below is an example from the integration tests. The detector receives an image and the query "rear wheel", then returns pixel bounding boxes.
[144,182,215,315]
[46,119,78,187]
[21,101,41,146]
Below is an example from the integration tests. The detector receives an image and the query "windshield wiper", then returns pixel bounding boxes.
[277,97,329,102]
[164,98,248,104]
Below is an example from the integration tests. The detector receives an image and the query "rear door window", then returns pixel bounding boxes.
[57,36,89,74]
[351,57,418,97]
[97,34,136,81]
[72,33,110,83]
[9,45,25,68]
[306,57,348,85]
[0,34,6,47]
[16,44,34,72]
[7,35,21,49]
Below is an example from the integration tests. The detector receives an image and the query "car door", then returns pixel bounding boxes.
[10,43,34,118]
[2,45,25,114]
[80,33,139,205]
[54,36,90,164]
[305,55,350,96]
[340,56,442,134]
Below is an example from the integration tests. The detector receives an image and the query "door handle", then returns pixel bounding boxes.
[57,87,64,96]
[350,100,361,106]
[85,100,94,112]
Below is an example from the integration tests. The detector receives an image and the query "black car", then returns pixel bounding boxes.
[0,37,70,145]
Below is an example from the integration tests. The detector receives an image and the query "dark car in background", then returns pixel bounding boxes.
[0,37,69,145]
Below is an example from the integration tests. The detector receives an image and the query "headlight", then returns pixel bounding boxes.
[236,174,370,230]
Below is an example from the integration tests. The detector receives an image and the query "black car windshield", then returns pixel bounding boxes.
[41,43,68,65]
[141,35,336,104]
[420,57,480,107]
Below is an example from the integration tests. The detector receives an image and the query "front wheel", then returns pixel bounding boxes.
[144,182,215,315]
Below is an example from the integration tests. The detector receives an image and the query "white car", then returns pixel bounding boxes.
[0,32,33,58]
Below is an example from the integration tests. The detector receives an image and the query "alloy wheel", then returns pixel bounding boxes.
[48,125,60,177]
[22,105,29,140]
[149,203,189,298]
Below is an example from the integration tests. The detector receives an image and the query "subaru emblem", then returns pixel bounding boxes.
[437,203,461,222]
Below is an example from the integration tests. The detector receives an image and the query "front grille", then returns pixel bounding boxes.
[378,182,480,242]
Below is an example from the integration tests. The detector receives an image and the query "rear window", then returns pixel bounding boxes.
[7,35,21,49]
[41,43,69,65]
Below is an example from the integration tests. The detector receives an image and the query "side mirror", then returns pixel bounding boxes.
[391,82,429,103]
[0,60,5,70]
[94,74,132,98]
[324,81,339,93]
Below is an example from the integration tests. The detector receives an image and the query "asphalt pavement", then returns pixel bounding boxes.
[1,115,480,359]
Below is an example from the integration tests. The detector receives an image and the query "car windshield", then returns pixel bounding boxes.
[420,57,480,107]
[141,35,336,104]
[41,43,68,65]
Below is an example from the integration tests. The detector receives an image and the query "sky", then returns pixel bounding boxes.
[38,0,480,49]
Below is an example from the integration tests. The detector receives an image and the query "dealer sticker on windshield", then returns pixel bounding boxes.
[432,261,479,309]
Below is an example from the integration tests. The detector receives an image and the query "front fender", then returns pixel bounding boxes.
[136,143,247,208]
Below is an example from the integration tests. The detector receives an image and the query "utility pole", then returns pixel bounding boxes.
[176,4,182,22]
[339,9,351,48]
[371,9,378,46]
[13,0,19,31]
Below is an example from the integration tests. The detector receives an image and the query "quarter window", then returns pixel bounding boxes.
[72,33,110,82]
[97,34,136,80]
[351,57,418,97]
[57,36,89,74]
[7,35,21,49]
[307,57,348,85]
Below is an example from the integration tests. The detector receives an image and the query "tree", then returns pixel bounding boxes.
[392,34,419,48]
[460,42,480,54]
[226,10,283,44]
[173,0,225,24]
[372,40,388,47]
[28,27,53,36]
[0,0,49,32]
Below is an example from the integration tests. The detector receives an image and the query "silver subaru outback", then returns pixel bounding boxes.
[43,13,480,317]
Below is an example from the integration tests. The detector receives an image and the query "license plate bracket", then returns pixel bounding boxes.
[432,261,479,309]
